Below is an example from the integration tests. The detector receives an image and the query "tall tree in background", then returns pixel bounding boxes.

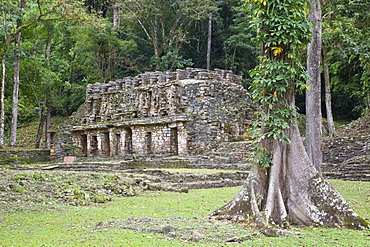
[9,0,26,147]
[210,0,368,231]
[206,11,212,70]
[321,46,335,138]
[110,0,121,80]
[306,0,323,172]
[0,1,12,147]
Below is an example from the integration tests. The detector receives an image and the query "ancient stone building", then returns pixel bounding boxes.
[70,68,257,158]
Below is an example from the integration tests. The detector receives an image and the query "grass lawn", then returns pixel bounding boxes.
[0,180,369,246]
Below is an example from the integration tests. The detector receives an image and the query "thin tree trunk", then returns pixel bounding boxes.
[151,14,160,69]
[45,29,52,67]
[35,107,46,148]
[306,0,323,172]
[110,2,120,80]
[0,56,5,148]
[0,6,7,148]
[42,25,53,149]
[44,105,52,149]
[9,30,21,147]
[322,46,335,138]
[206,12,212,71]
[10,0,26,147]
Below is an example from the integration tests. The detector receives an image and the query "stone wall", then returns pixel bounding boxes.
[0,149,50,164]
[68,68,257,158]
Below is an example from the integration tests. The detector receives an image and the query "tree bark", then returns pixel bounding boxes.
[110,1,120,80]
[35,107,46,148]
[322,46,335,138]
[206,12,212,71]
[10,30,21,147]
[10,0,26,147]
[45,28,52,67]
[0,6,7,148]
[0,56,5,148]
[44,105,52,149]
[306,0,323,172]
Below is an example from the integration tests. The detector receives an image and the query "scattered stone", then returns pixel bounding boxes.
[161,225,176,234]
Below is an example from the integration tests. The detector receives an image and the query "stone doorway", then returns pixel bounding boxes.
[146,132,152,154]
[115,133,121,155]
[124,128,133,154]
[102,132,110,156]
[80,134,87,157]
[90,135,98,155]
[170,127,178,155]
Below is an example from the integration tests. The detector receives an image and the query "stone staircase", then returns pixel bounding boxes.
[323,155,370,181]
[322,136,370,164]
[322,135,370,181]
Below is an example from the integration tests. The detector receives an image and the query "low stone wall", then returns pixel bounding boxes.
[0,149,50,165]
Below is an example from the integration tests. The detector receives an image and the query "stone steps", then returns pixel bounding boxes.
[125,169,249,183]
[126,169,248,191]
[323,154,370,181]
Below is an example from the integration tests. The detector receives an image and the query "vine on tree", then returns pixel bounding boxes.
[246,0,312,168]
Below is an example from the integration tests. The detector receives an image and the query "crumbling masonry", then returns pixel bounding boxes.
[69,68,257,158]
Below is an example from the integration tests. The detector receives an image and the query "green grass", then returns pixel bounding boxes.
[0,187,239,246]
[0,180,369,246]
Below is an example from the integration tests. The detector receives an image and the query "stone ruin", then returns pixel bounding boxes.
[65,68,257,158]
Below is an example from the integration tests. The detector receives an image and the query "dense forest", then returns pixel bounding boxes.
[0,0,369,147]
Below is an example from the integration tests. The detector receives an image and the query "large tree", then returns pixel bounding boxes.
[210,0,368,231]
[9,0,25,147]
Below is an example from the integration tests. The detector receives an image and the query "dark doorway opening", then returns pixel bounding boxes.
[102,132,110,156]
[91,135,98,155]
[146,132,152,154]
[81,134,87,157]
[170,127,178,155]
[125,128,133,154]
[115,133,121,155]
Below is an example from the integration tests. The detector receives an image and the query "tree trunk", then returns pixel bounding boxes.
[0,56,5,148]
[306,0,323,172]
[9,30,21,147]
[9,0,26,147]
[0,6,7,148]
[210,81,368,230]
[206,12,212,71]
[322,46,335,138]
[44,105,52,149]
[35,107,46,148]
[45,30,52,67]
[110,2,120,80]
